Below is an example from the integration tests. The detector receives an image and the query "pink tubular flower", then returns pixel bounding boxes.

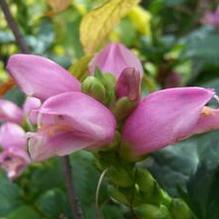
[28,92,116,161]
[89,43,144,78]
[0,123,30,180]
[6,54,81,100]
[122,87,218,156]
[0,99,23,124]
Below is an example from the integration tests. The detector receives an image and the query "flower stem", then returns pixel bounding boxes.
[0,0,29,53]
[62,156,84,219]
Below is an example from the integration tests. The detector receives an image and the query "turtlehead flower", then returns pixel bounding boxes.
[0,123,30,180]
[122,87,219,156]
[89,43,144,78]
[28,92,116,161]
[6,54,81,100]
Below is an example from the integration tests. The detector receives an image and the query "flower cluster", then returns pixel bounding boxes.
[2,43,219,178]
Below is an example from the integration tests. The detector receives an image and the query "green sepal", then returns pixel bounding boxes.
[134,204,172,219]
[170,199,197,219]
[108,185,130,206]
[82,76,106,103]
[113,97,137,122]
[108,166,133,188]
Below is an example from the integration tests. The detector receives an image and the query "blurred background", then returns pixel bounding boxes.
[1,0,219,218]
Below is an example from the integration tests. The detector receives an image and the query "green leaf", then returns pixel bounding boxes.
[0,173,22,216]
[6,206,40,219]
[182,27,219,67]
[147,131,219,219]
[36,189,68,218]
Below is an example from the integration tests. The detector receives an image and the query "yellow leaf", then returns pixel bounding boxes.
[80,0,140,54]
[129,5,151,36]
[47,0,71,13]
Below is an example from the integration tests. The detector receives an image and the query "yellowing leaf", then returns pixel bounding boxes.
[47,0,71,13]
[80,0,140,54]
[129,6,151,36]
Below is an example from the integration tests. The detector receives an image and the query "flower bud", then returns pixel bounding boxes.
[170,199,196,219]
[108,185,130,206]
[116,67,141,101]
[134,204,171,219]
[89,43,144,78]
[108,166,133,188]
[82,76,106,103]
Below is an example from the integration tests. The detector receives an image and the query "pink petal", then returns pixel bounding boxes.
[0,147,29,180]
[0,123,29,180]
[191,106,219,134]
[0,99,23,123]
[116,67,141,101]
[0,122,26,149]
[29,92,116,161]
[23,97,41,124]
[89,43,143,78]
[7,54,81,100]
[122,87,215,155]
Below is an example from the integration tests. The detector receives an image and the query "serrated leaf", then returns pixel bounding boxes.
[80,0,140,54]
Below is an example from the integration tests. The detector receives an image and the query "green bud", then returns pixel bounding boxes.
[136,169,171,206]
[134,204,172,219]
[136,169,155,193]
[82,76,106,103]
[94,69,116,105]
[108,166,133,188]
[113,97,137,121]
[101,73,116,105]
[170,199,197,219]
[108,185,130,206]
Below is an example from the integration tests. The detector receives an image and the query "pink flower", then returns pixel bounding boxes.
[89,43,144,78]
[0,99,23,124]
[28,92,116,161]
[0,123,30,180]
[122,87,218,156]
[6,54,81,100]
[202,7,219,29]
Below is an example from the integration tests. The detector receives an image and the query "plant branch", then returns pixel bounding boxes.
[0,0,29,53]
[62,156,84,219]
